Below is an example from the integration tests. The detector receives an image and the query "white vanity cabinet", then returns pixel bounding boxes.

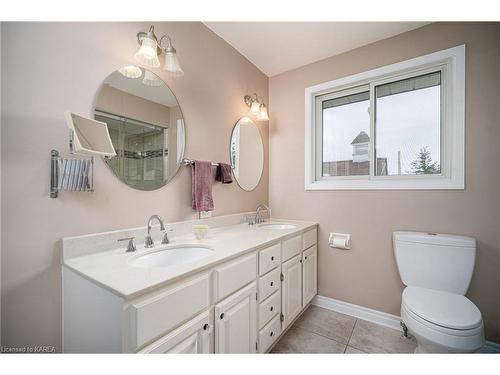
[215,282,258,353]
[62,223,318,354]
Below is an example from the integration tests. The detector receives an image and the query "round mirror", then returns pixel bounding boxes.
[94,66,185,190]
[230,117,264,191]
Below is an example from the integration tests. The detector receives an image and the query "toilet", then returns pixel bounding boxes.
[393,231,484,353]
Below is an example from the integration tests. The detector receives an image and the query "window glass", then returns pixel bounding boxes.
[375,71,441,176]
[322,91,370,177]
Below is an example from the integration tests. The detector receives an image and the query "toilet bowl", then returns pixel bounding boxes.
[401,286,484,353]
[393,231,485,353]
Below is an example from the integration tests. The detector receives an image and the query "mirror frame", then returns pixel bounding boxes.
[229,117,264,192]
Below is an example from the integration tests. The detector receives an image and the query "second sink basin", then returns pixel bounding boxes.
[129,244,214,268]
[258,223,297,230]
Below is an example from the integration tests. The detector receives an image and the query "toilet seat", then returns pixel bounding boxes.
[402,287,482,331]
[401,287,484,352]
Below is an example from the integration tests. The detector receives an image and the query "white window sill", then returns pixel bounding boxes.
[305,176,464,190]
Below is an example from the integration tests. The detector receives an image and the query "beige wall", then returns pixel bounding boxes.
[269,22,500,341]
[1,22,268,351]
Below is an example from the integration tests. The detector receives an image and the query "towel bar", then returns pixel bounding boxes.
[182,158,219,167]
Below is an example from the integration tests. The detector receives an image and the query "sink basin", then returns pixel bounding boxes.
[258,223,297,230]
[129,244,213,268]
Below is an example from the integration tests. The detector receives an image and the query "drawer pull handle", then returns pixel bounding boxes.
[203,323,210,331]
[220,313,225,320]
[270,281,274,287]
[270,306,274,312]
[270,331,274,337]
[271,256,274,261]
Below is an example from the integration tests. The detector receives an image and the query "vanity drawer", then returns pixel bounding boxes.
[127,273,210,350]
[259,243,281,276]
[282,235,302,262]
[302,228,317,250]
[258,290,280,329]
[259,314,281,353]
[258,267,280,302]
[214,253,257,301]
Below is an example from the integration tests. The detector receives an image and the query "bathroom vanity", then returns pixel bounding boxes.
[61,213,317,353]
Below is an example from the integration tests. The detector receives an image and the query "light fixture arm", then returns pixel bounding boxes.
[158,35,176,53]
[244,93,264,108]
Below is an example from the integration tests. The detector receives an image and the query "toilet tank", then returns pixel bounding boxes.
[393,231,476,295]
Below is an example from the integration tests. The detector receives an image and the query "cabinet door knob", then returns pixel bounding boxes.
[305,256,308,260]
[271,256,274,261]
[203,323,210,331]
[220,313,225,319]
[270,306,274,312]
[270,331,274,337]
[270,281,274,287]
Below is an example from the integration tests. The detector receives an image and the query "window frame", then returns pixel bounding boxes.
[305,45,465,190]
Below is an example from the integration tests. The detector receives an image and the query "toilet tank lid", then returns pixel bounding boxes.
[393,231,476,248]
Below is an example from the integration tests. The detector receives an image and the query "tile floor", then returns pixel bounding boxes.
[271,305,417,353]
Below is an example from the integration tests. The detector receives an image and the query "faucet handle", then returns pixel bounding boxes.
[118,237,136,252]
[161,228,174,244]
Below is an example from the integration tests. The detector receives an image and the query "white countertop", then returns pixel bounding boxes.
[63,219,317,300]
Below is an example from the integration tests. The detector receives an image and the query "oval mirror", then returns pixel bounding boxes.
[230,117,264,191]
[94,66,185,190]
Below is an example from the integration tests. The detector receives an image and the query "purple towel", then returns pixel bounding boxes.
[191,161,214,212]
[216,163,233,184]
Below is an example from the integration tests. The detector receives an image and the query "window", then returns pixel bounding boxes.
[305,45,465,190]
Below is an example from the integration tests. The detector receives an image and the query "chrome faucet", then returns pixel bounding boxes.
[145,215,166,248]
[255,204,271,224]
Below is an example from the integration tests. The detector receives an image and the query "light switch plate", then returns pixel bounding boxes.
[199,211,212,219]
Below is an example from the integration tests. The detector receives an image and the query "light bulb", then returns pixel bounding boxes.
[118,65,142,79]
[134,36,160,68]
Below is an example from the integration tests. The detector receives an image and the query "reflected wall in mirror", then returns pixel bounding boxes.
[230,117,264,191]
[94,66,185,190]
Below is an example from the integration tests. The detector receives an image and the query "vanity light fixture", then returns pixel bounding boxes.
[244,93,269,121]
[118,65,142,79]
[258,104,269,121]
[134,25,184,77]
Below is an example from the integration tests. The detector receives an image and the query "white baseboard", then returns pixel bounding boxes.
[313,295,500,352]
[312,295,402,331]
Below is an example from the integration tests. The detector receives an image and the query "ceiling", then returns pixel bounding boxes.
[204,22,430,77]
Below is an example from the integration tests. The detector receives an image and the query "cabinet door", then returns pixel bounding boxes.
[281,254,302,329]
[139,310,211,353]
[215,282,257,353]
[302,245,318,306]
